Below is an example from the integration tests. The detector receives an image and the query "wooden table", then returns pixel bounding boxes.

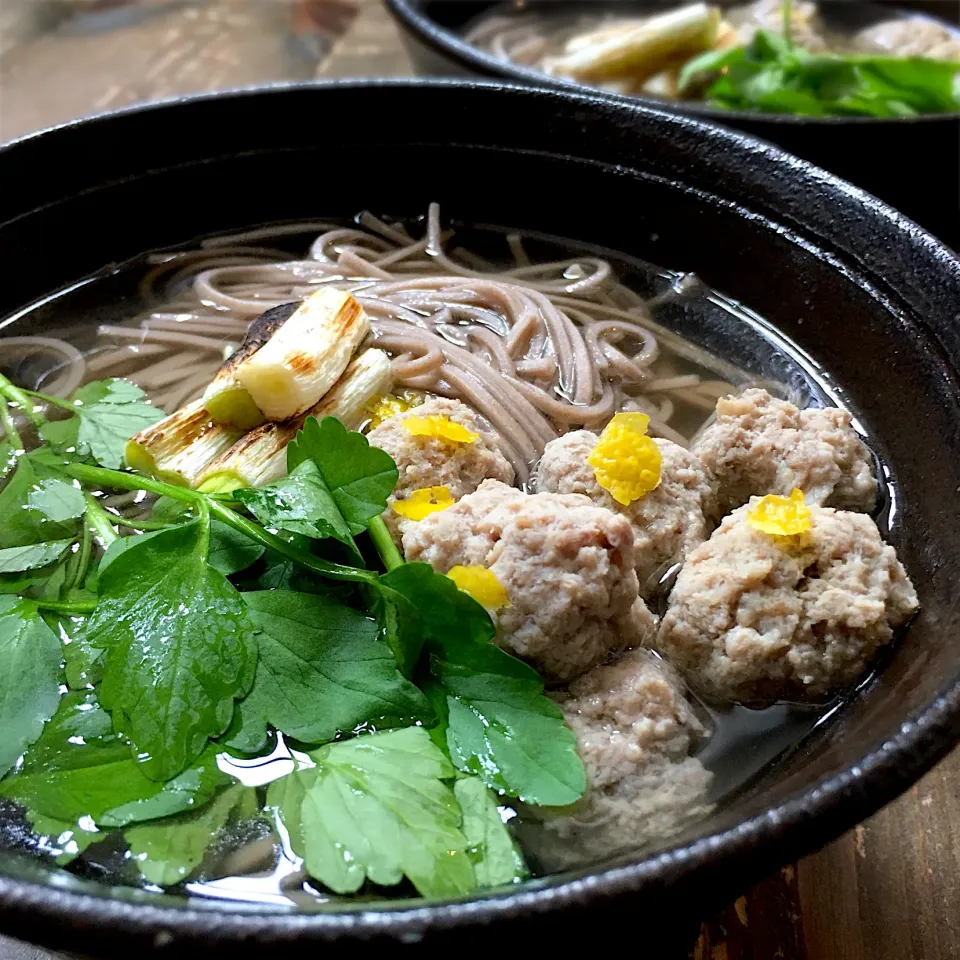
[0,3,957,957]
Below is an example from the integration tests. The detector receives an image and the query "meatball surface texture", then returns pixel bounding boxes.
[656,501,917,702]
[536,430,715,595]
[402,479,656,681]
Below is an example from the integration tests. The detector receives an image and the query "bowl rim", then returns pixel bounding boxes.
[384,0,960,125]
[0,77,959,946]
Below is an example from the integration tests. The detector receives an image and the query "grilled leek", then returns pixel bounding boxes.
[124,399,243,486]
[236,288,370,422]
[544,3,720,83]
[202,302,297,429]
[197,348,393,493]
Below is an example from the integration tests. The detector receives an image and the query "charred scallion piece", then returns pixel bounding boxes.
[124,399,244,486]
[202,302,298,430]
[544,2,721,83]
[197,348,393,493]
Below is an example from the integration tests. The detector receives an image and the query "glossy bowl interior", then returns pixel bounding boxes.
[386,0,960,247]
[0,80,959,955]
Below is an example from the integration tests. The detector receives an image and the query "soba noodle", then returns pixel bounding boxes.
[9,205,735,481]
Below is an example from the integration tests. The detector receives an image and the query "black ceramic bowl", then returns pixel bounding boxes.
[386,0,960,248]
[1,79,959,956]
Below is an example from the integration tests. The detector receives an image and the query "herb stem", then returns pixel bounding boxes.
[21,388,76,414]
[0,373,46,430]
[367,516,404,572]
[35,598,97,615]
[120,517,178,531]
[64,523,93,593]
[63,462,378,584]
[83,493,120,547]
[0,396,23,452]
[206,499,377,584]
[197,500,211,564]
[64,463,206,504]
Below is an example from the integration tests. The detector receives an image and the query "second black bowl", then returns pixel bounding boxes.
[386,0,960,248]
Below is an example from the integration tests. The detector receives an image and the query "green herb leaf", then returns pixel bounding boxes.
[207,521,265,576]
[29,813,102,865]
[0,438,18,482]
[272,727,475,897]
[377,562,496,675]
[100,522,263,579]
[26,478,86,523]
[60,616,104,689]
[454,777,527,888]
[287,417,398,535]
[4,692,231,828]
[680,30,960,117]
[41,379,165,469]
[89,518,257,780]
[0,453,79,549]
[431,636,585,807]
[0,596,63,776]
[125,784,257,886]
[233,590,431,749]
[376,564,583,804]
[0,539,75,575]
[234,460,361,561]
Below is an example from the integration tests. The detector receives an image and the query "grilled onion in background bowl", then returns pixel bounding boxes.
[0,80,958,955]
[386,0,960,249]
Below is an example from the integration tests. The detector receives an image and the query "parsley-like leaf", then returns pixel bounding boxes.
[0,539,74,574]
[270,728,475,897]
[40,379,165,469]
[100,522,263,578]
[287,417,398,535]
[454,777,528,888]
[235,460,361,561]
[89,519,257,780]
[0,438,18,482]
[430,635,585,807]
[0,596,62,776]
[0,452,79,548]
[232,590,431,750]
[125,784,257,886]
[3,692,231,828]
[377,564,584,806]
[680,30,960,117]
[26,478,86,523]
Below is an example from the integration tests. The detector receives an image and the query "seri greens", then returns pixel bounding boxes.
[0,373,584,897]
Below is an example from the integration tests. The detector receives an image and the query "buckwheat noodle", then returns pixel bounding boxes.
[4,204,736,482]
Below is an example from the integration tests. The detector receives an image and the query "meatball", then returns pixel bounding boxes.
[517,648,712,870]
[536,430,715,596]
[692,389,877,515]
[557,647,708,787]
[856,18,960,59]
[656,502,918,702]
[402,479,657,681]
[366,397,514,539]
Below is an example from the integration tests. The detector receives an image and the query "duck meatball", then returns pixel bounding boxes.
[656,501,918,702]
[402,479,656,681]
[536,429,715,596]
[367,397,514,539]
[518,647,712,870]
[692,388,877,514]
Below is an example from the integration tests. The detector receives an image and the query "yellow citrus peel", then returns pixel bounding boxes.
[447,566,511,612]
[366,391,422,430]
[587,412,662,506]
[391,486,456,521]
[747,488,812,537]
[402,414,478,445]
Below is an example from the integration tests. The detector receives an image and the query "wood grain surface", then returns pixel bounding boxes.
[0,3,957,958]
